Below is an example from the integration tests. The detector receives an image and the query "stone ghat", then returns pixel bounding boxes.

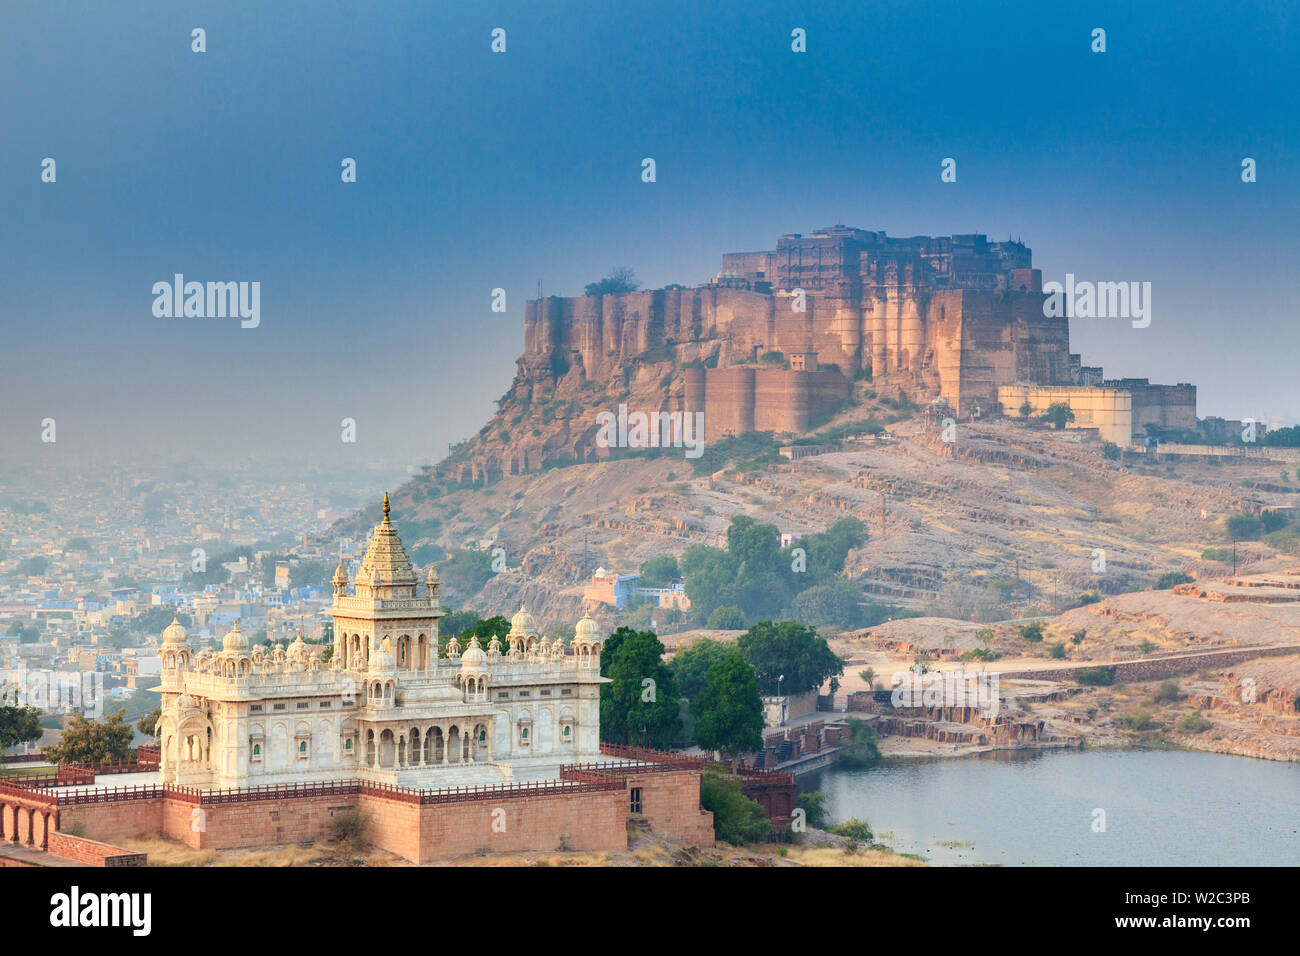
[846,696,1051,746]
[1188,697,1300,735]
[872,712,1048,746]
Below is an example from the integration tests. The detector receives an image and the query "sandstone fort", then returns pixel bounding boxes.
[453,225,1195,482]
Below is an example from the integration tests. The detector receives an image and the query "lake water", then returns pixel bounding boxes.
[801,748,1300,866]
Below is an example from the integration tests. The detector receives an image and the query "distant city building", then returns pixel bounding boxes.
[583,568,691,612]
[584,568,641,610]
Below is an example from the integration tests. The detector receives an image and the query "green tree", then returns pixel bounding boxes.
[0,687,43,760]
[706,605,746,630]
[1154,571,1193,590]
[43,710,135,766]
[790,576,865,629]
[1260,510,1288,533]
[1226,513,1263,541]
[14,556,50,577]
[837,718,882,770]
[1039,403,1076,430]
[692,651,764,759]
[132,605,191,635]
[737,620,843,696]
[584,267,641,296]
[439,609,481,638]
[599,627,682,748]
[638,554,680,589]
[699,770,772,845]
[1101,441,1121,460]
[787,518,867,589]
[136,706,162,740]
[668,637,730,700]
[795,790,830,830]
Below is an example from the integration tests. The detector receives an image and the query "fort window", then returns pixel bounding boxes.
[519,691,531,698]
[250,704,263,713]
[560,688,572,696]
[273,703,286,712]
[630,788,643,814]
[344,738,353,751]
[320,701,331,708]
[497,691,509,699]
[540,689,552,696]
[297,702,310,709]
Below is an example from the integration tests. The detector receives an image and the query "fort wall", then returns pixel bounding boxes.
[998,385,1134,445]
[6,757,724,864]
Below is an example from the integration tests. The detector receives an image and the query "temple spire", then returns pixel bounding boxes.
[382,491,390,520]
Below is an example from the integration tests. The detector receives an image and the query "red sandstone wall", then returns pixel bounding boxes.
[356,793,423,860]
[409,789,628,863]
[628,771,715,846]
[39,766,714,863]
[47,831,146,866]
[59,798,163,845]
[181,794,357,851]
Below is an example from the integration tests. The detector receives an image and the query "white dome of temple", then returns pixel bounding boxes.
[162,612,190,645]
[461,637,488,673]
[222,620,249,653]
[509,604,538,638]
[574,612,599,643]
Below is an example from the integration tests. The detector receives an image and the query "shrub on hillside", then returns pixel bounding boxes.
[1076,666,1117,686]
[700,770,772,846]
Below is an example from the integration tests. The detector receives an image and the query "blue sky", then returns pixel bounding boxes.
[2,0,1297,468]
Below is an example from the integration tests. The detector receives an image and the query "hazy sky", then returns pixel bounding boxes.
[3,0,1297,471]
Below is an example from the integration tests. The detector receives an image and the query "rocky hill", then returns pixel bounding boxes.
[337,404,1300,635]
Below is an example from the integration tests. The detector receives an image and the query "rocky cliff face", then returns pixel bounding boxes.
[442,288,854,484]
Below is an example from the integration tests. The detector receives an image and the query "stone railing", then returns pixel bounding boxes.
[332,596,441,614]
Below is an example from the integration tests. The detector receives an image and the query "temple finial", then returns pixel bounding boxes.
[382,491,390,519]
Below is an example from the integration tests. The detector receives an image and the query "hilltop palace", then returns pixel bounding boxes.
[154,495,608,790]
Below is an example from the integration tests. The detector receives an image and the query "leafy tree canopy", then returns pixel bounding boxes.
[668,637,731,699]
[0,687,43,757]
[584,267,641,296]
[692,651,765,758]
[1038,402,1076,430]
[599,627,681,749]
[681,516,866,623]
[706,605,746,630]
[736,620,843,696]
[43,710,134,766]
[638,554,680,589]
[700,770,771,845]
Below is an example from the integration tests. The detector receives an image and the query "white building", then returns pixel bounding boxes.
[154,495,608,789]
